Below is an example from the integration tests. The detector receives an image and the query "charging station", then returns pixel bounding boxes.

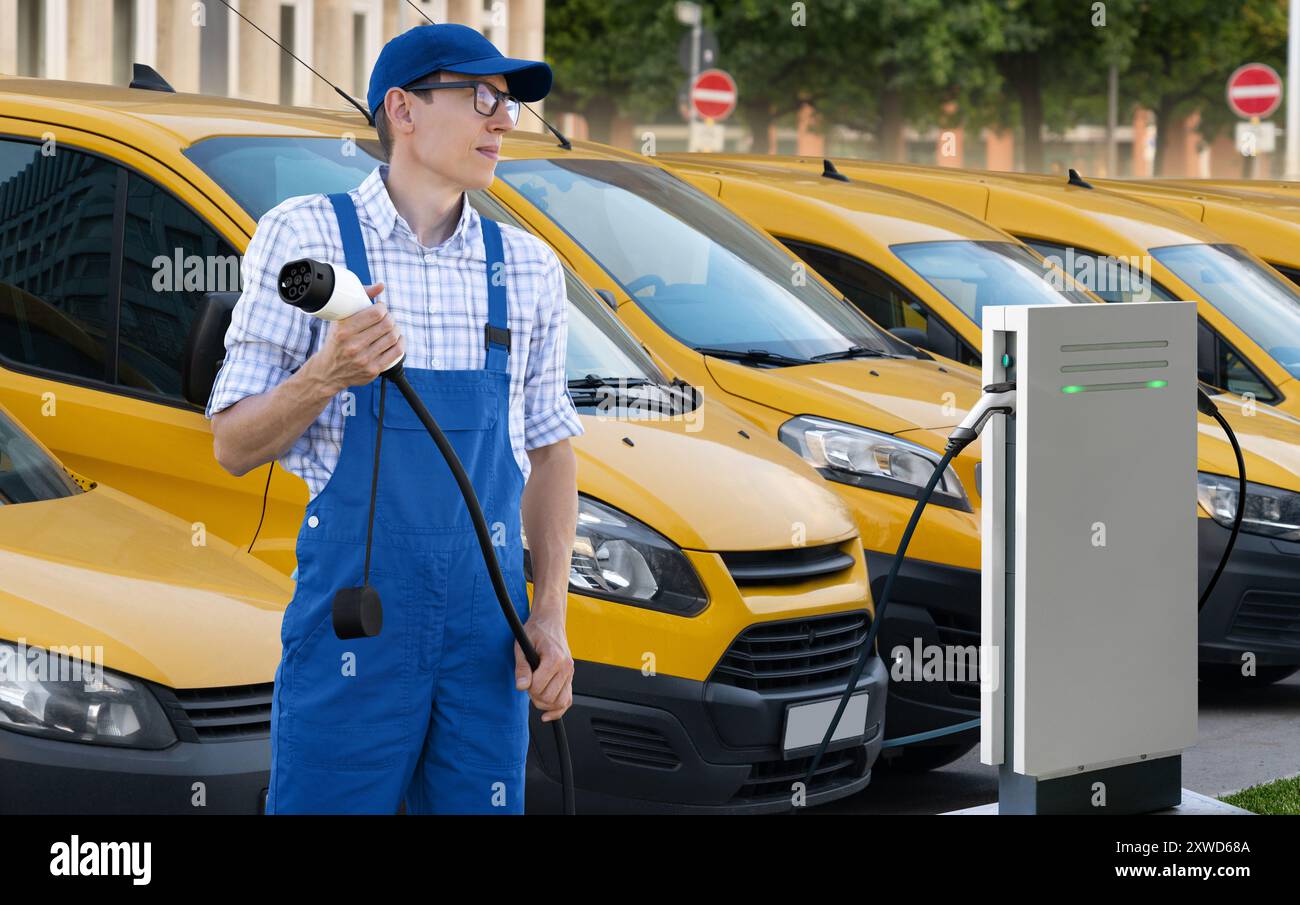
[979,301,1200,814]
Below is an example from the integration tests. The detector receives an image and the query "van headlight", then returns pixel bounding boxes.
[0,640,176,748]
[1197,472,1300,541]
[779,415,970,510]
[524,497,708,615]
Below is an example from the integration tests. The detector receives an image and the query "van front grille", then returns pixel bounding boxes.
[711,611,871,693]
[168,683,274,741]
[731,744,869,804]
[719,543,855,586]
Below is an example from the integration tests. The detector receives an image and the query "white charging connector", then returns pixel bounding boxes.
[948,381,1017,451]
[278,258,404,371]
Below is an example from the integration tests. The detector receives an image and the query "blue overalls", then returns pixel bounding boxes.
[266,193,530,814]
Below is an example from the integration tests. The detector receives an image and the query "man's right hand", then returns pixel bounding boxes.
[212,283,401,477]
[310,282,405,394]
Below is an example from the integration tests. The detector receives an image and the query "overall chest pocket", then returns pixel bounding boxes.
[372,375,505,534]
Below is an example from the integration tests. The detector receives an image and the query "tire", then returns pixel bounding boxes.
[876,738,977,773]
[1198,663,1300,687]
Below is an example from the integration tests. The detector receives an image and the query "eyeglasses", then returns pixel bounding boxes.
[402,78,521,125]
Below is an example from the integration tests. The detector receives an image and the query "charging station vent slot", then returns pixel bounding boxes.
[711,611,871,692]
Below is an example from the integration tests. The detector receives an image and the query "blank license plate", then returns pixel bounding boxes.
[783,692,869,757]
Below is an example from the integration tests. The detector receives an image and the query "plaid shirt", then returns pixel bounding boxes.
[205,164,583,499]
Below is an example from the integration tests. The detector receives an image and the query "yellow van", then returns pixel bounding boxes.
[475,152,1020,772]
[1097,179,1300,288]
[698,155,1300,422]
[654,155,1300,685]
[0,397,293,813]
[0,78,888,814]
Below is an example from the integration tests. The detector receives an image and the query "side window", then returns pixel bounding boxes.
[781,237,976,365]
[0,138,120,382]
[1272,263,1300,290]
[1198,318,1278,403]
[118,175,241,399]
[783,237,920,330]
[1020,238,1177,303]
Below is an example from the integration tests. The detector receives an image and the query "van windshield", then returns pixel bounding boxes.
[0,411,81,505]
[496,158,912,362]
[1150,243,1300,378]
[891,240,1091,325]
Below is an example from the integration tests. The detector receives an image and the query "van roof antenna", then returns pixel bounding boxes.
[401,0,571,150]
[212,0,373,125]
[822,158,849,182]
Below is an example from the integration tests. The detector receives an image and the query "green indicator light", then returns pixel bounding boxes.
[1001,353,1013,367]
[1147,379,1167,388]
[1061,385,1084,394]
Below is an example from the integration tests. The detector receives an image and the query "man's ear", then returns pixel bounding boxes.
[384,88,416,140]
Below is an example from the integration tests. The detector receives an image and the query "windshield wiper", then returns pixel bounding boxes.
[809,345,896,362]
[693,346,813,367]
[568,374,653,390]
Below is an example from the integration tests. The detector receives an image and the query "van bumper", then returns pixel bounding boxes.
[1197,517,1300,666]
[0,728,269,815]
[863,552,981,760]
[527,652,888,814]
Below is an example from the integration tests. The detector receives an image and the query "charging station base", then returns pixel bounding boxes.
[997,755,1181,815]
[945,786,1252,815]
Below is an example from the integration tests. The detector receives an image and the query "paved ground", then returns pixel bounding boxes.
[821,671,1300,814]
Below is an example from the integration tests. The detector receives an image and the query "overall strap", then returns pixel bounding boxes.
[327,191,382,589]
[328,192,373,286]
[480,216,510,372]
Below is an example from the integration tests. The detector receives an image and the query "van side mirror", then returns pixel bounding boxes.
[182,292,238,408]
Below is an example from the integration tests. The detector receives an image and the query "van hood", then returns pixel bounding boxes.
[572,400,857,551]
[1201,401,1300,492]
[704,355,984,432]
[0,484,290,689]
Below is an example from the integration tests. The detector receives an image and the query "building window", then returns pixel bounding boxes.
[199,0,231,95]
[401,0,447,28]
[352,13,367,96]
[17,0,45,77]
[113,0,136,87]
[279,3,297,105]
[482,0,509,51]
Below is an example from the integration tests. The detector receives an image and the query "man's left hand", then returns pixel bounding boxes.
[514,610,574,722]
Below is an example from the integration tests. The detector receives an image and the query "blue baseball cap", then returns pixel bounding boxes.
[367,23,553,118]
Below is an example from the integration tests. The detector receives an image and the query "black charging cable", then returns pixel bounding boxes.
[801,442,962,792]
[383,368,577,815]
[1196,388,1246,612]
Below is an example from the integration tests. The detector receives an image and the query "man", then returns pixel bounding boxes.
[206,23,581,814]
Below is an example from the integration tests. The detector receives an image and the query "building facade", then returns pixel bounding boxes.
[0,0,547,130]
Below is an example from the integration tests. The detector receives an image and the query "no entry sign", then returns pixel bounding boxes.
[691,69,737,121]
[1226,63,1283,119]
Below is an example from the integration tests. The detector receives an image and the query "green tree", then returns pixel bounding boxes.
[1124,0,1287,175]
[544,0,679,143]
